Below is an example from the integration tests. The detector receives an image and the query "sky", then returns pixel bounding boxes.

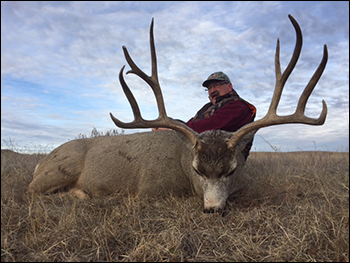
[1,1,349,153]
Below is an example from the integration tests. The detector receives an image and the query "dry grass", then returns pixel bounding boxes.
[1,149,349,262]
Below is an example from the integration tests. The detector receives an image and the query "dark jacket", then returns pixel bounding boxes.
[185,92,256,133]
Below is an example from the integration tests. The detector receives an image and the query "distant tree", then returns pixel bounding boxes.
[76,127,125,139]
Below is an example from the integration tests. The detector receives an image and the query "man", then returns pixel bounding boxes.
[154,71,256,158]
[185,71,256,134]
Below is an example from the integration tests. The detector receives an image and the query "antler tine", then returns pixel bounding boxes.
[228,14,328,149]
[109,65,142,127]
[110,18,199,146]
[295,44,328,122]
[269,14,302,114]
[122,18,167,119]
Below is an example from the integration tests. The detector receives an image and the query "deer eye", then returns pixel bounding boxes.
[193,167,204,177]
[225,169,236,177]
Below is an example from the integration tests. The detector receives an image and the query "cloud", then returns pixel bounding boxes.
[1,1,349,152]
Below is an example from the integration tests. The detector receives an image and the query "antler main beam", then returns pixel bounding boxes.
[110,18,198,146]
[228,14,328,149]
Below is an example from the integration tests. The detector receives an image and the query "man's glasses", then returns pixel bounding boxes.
[206,81,228,91]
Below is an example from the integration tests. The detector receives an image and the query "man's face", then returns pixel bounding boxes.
[207,81,233,104]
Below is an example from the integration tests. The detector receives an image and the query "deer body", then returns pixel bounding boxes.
[28,15,328,213]
[29,130,254,212]
[31,131,190,197]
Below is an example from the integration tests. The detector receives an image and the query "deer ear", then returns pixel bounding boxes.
[229,130,257,152]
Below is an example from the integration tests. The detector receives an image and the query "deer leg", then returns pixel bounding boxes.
[28,166,81,195]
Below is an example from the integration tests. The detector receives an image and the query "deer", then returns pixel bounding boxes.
[28,15,328,214]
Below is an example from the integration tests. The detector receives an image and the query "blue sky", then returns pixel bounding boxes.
[1,1,349,153]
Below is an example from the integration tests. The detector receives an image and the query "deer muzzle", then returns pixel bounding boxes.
[202,180,229,214]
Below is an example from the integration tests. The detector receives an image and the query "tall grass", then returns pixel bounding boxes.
[1,149,349,262]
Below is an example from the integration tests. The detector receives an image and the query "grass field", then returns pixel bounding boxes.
[1,148,349,262]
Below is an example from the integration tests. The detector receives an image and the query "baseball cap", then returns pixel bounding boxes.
[202,71,231,87]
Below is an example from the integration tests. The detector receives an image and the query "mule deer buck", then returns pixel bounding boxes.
[29,15,327,213]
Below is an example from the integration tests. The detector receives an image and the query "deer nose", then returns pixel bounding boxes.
[203,207,226,216]
[203,197,226,214]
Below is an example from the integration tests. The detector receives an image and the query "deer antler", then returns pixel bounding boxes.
[110,18,199,146]
[228,14,328,149]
